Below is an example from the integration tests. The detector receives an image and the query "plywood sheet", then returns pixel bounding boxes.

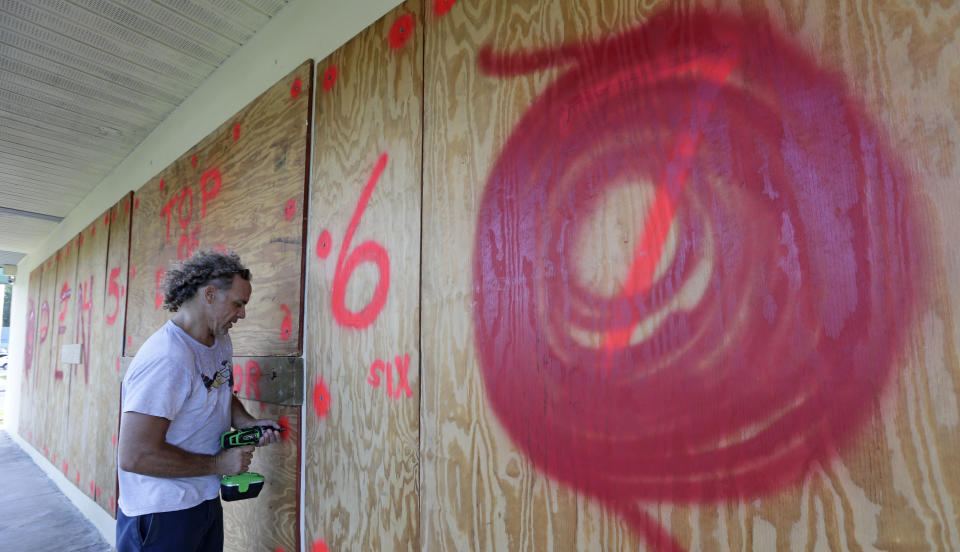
[223,401,300,552]
[91,193,134,516]
[422,1,960,551]
[25,255,59,460]
[63,208,111,507]
[51,239,79,480]
[304,2,423,550]
[17,265,43,449]
[70,193,133,516]
[31,239,80,479]
[125,60,313,357]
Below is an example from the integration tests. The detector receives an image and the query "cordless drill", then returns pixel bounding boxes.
[218,425,283,501]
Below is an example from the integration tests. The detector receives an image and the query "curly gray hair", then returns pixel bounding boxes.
[162,249,251,312]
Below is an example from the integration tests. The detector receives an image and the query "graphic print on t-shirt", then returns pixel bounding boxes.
[202,360,233,392]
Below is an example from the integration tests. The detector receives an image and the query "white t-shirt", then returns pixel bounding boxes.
[118,320,234,516]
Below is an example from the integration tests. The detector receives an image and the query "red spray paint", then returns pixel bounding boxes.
[434,0,455,16]
[389,14,415,49]
[38,301,49,345]
[75,275,93,384]
[24,299,35,383]
[367,353,412,399]
[472,11,926,552]
[313,377,331,419]
[280,304,293,341]
[325,153,391,329]
[154,269,165,309]
[322,66,338,91]
[106,267,122,325]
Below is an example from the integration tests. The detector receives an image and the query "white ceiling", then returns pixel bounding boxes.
[0,0,290,264]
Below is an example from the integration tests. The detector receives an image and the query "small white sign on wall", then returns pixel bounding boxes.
[60,344,82,365]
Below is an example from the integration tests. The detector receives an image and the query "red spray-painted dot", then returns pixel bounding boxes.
[131,265,136,278]
[111,211,116,223]
[90,480,95,495]
[104,214,109,226]
[191,155,198,167]
[434,0,456,16]
[291,77,302,98]
[315,230,332,259]
[124,200,130,213]
[135,197,140,209]
[76,471,80,484]
[284,199,296,221]
[127,335,132,348]
[116,356,120,372]
[159,178,165,191]
[313,377,330,419]
[91,226,95,237]
[389,14,415,49]
[120,285,125,297]
[110,496,115,511]
[278,416,291,441]
[233,123,241,141]
[77,234,84,247]
[112,432,117,447]
[62,461,68,474]
[280,304,293,342]
[312,540,329,552]
[155,269,165,309]
[96,487,101,499]
[322,66,338,91]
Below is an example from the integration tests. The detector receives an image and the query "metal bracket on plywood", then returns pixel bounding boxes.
[231,356,304,406]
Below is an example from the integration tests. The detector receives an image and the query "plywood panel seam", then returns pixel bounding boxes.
[417,6,427,549]
[297,59,315,357]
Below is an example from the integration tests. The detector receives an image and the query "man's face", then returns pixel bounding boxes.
[209,274,252,337]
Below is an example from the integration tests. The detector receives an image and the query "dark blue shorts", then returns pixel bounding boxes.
[116,498,223,552]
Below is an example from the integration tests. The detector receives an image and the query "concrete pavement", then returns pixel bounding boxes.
[0,430,111,552]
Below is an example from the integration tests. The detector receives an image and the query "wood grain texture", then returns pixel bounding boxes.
[125,60,313,357]
[16,196,132,517]
[422,0,960,551]
[422,1,589,549]
[91,193,134,517]
[46,239,78,480]
[24,255,59,462]
[223,401,301,552]
[304,2,423,550]
[16,266,43,450]
[64,207,111,512]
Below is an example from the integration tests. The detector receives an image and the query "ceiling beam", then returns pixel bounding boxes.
[0,205,63,222]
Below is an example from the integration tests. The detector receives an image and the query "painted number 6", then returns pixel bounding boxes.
[323,153,390,329]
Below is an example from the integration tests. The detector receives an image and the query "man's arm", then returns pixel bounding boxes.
[118,411,252,477]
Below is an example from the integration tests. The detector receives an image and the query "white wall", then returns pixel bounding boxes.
[5,0,402,546]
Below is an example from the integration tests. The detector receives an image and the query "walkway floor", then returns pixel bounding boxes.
[0,430,111,551]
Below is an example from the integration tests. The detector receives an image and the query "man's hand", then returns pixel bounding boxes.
[238,419,283,446]
[216,445,254,475]
[231,396,283,446]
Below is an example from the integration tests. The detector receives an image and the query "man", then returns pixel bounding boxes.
[117,250,282,552]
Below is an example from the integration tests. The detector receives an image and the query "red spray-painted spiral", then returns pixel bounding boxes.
[473,10,925,551]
